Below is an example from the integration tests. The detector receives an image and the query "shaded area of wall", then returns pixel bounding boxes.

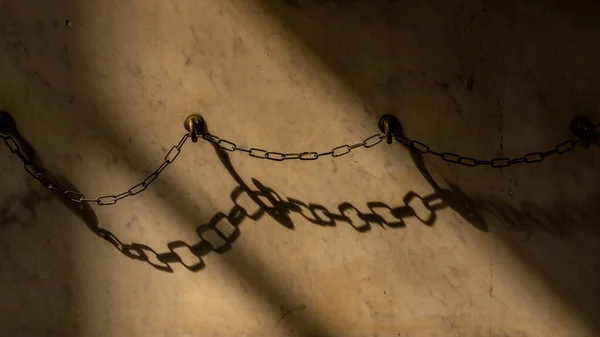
[258,0,600,333]
[1,0,600,336]
[0,1,89,335]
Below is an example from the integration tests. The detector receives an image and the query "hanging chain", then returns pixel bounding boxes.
[2,114,599,205]
[393,133,585,168]
[392,120,599,168]
[195,121,600,167]
[1,130,386,205]
[196,132,385,160]
[1,133,190,205]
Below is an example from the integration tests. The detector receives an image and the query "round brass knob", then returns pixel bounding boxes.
[184,114,204,143]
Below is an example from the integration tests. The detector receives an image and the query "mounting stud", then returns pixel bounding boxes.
[378,115,402,144]
[571,116,596,147]
[184,114,204,143]
[0,111,16,135]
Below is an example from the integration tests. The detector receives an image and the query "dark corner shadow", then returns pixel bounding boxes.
[0,117,98,231]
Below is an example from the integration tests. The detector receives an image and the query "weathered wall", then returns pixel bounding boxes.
[1,1,600,336]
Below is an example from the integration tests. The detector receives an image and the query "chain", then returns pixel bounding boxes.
[2,119,599,205]
[1,130,385,205]
[196,132,386,160]
[393,123,600,168]
[1,133,190,205]
[196,123,600,168]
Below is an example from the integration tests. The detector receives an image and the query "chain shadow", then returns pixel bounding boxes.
[4,106,571,276]
[94,135,495,273]
[91,141,457,337]
[405,147,574,239]
[412,140,595,239]
[408,141,599,239]
[9,107,593,330]
[89,127,463,336]
[410,141,600,332]
[256,0,600,239]
[95,175,445,272]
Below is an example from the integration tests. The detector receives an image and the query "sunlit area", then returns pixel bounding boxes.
[1,1,600,336]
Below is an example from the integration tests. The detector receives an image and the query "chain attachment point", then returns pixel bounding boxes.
[3,113,598,209]
[184,114,204,143]
[571,116,596,147]
[378,115,402,145]
[0,110,17,135]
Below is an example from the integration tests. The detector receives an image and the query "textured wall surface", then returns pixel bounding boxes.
[1,1,600,336]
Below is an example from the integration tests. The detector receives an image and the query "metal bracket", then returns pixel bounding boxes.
[0,110,16,135]
[571,116,596,147]
[378,115,402,144]
[184,114,204,143]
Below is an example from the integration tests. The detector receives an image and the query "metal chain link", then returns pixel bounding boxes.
[196,132,386,160]
[393,123,600,168]
[197,123,599,168]
[2,120,599,206]
[1,133,190,205]
[1,130,386,205]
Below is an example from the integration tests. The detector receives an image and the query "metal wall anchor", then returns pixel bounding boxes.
[571,116,596,147]
[378,115,402,144]
[0,110,16,135]
[184,114,204,143]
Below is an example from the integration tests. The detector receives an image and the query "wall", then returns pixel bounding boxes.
[1,1,600,336]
